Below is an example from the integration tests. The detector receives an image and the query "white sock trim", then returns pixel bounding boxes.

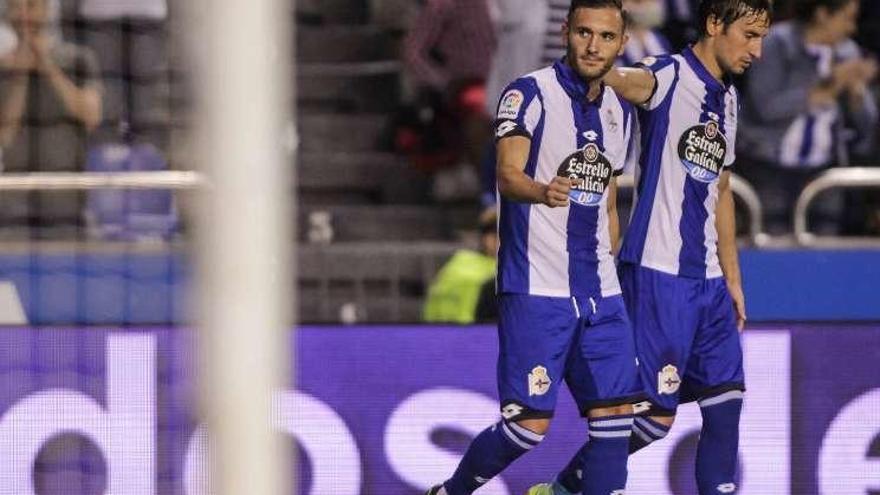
[590,417,635,429]
[589,429,632,438]
[698,390,744,408]
[501,421,534,450]
[635,416,668,438]
[632,424,654,443]
[507,420,545,443]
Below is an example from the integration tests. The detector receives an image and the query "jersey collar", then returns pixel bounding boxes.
[682,46,732,92]
[553,57,606,105]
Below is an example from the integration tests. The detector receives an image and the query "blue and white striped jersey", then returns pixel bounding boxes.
[494,59,635,298]
[619,48,738,279]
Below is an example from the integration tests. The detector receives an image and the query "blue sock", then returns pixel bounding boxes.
[696,391,744,494]
[630,415,671,453]
[443,420,543,495]
[555,415,670,494]
[555,443,587,494]
[580,414,634,495]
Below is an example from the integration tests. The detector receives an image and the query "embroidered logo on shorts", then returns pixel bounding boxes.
[611,490,626,495]
[501,403,524,419]
[528,365,552,396]
[717,483,736,493]
[657,364,681,395]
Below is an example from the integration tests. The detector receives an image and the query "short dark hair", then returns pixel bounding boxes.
[696,0,773,38]
[567,0,624,23]
[794,0,856,23]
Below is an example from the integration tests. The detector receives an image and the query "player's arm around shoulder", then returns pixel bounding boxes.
[602,66,656,106]
[716,170,746,331]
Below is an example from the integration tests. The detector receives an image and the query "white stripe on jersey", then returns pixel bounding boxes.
[703,179,722,279]
[624,51,738,279]
[527,67,574,296]
[495,62,632,297]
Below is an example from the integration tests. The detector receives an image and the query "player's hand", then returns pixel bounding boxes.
[543,176,573,208]
[727,281,747,332]
[1,41,36,74]
[27,34,53,73]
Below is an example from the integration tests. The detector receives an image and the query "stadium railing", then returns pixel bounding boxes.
[794,167,880,248]
[617,173,767,246]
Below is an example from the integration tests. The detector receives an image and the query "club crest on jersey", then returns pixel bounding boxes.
[658,364,681,395]
[528,365,552,396]
[498,89,524,120]
[678,120,726,183]
[556,143,613,207]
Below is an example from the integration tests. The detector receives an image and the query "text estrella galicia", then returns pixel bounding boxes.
[677,120,727,183]
[556,143,613,207]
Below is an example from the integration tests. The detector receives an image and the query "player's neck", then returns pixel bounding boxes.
[564,55,604,102]
[802,23,834,46]
[691,41,725,82]
[586,79,603,102]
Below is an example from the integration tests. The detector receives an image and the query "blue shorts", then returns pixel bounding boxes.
[497,293,644,420]
[618,263,745,415]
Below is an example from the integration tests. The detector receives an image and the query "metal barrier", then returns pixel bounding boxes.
[0,171,205,190]
[618,173,767,246]
[794,167,880,248]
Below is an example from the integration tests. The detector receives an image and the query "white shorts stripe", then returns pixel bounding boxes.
[698,390,744,408]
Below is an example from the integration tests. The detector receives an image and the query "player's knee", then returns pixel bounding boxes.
[513,417,551,436]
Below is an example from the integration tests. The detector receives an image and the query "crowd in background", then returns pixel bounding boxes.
[392,0,880,236]
[389,0,880,323]
[0,0,176,240]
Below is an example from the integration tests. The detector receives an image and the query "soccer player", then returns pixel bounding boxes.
[528,1,772,494]
[426,1,645,494]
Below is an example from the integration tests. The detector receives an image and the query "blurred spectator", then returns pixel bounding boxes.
[857,0,880,57]
[85,141,178,241]
[398,0,496,202]
[0,0,102,226]
[619,0,672,66]
[659,0,698,49]
[480,0,549,208]
[423,210,497,324]
[371,0,421,33]
[541,0,569,65]
[738,0,878,234]
[485,0,547,116]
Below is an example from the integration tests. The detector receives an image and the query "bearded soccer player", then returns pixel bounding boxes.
[528,1,771,494]
[425,1,646,494]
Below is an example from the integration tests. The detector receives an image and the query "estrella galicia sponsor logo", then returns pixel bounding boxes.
[556,143,613,207]
[677,120,726,183]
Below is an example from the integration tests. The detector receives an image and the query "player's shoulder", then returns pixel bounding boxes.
[503,66,553,96]
[634,53,679,74]
[500,65,560,107]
